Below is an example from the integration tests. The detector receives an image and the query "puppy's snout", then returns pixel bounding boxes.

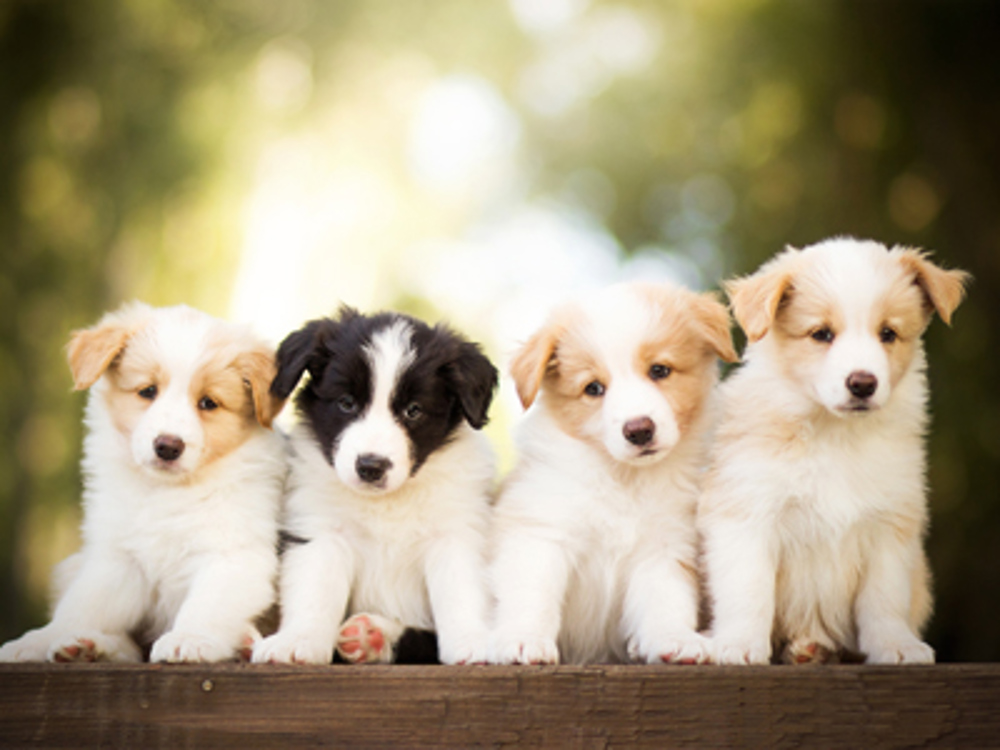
[623,417,656,447]
[153,434,185,462]
[356,453,393,484]
[846,371,878,399]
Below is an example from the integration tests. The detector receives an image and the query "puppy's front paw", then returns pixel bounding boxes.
[336,614,401,664]
[0,630,54,662]
[711,636,771,665]
[491,634,559,665]
[151,631,235,663]
[50,632,141,663]
[782,638,837,665]
[236,627,262,662]
[252,631,333,665]
[865,639,935,665]
[629,632,711,665]
[438,629,489,666]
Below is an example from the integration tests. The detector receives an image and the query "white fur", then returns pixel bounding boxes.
[0,305,286,664]
[253,353,495,666]
[490,284,718,665]
[701,238,945,665]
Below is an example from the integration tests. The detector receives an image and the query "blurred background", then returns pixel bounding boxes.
[0,0,997,661]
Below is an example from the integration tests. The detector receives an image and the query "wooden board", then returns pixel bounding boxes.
[1,664,999,748]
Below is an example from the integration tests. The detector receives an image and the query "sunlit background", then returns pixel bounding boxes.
[1,0,998,661]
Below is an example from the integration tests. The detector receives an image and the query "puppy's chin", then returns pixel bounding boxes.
[603,441,673,468]
[816,387,888,418]
[831,400,881,417]
[136,455,197,483]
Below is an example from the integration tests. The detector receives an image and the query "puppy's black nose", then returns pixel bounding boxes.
[154,435,185,462]
[623,417,656,447]
[846,371,878,399]
[356,453,392,484]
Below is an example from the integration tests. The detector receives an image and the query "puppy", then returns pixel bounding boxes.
[252,307,498,666]
[489,281,737,665]
[0,302,287,663]
[700,238,969,665]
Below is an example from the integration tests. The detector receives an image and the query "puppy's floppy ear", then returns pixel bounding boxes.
[443,340,498,430]
[66,302,150,390]
[238,346,286,428]
[690,292,739,363]
[895,247,971,325]
[510,316,565,410]
[271,318,338,399]
[725,247,798,343]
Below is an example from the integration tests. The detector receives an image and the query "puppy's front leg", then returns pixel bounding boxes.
[0,553,146,663]
[150,551,276,663]
[425,531,490,665]
[703,517,776,665]
[855,534,934,665]
[252,537,354,665]
[490,533,570,665]
[624,552,709,665]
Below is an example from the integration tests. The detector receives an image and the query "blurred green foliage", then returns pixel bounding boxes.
[0,0,997,661]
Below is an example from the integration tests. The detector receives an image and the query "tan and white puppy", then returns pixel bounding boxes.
[490,281,737,665]
[0,302,287,663]
[700,237,969,665]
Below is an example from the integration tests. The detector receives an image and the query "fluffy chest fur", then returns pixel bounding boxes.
[704,348,929,538]
[498,407,702,543]
[283,413,494,629]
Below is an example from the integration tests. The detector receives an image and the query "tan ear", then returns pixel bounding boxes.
[690,292,739,363]
[725,249,798,342]
[895,248,971,325]
[238,347,286,429]
[67,320,134,390]
[509,319,565,410]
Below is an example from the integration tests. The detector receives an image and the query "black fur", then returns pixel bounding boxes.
[276,530,309,556]
[271,307,498,473]
[393,628,440,664]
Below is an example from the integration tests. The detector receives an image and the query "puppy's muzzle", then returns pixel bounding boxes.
[356,453,393,484]
[153,434,186,462]
[846,371,878,400]
[623,417,656,447]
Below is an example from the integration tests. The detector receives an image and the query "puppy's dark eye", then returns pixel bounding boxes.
[138,385,158,400]
[810,327,835,344]
[649,364,672,381]
[880,326,898,344]
[198,396,219,411]
[403,402,422,421]
[584,381,606,397]
[337,394,358,414]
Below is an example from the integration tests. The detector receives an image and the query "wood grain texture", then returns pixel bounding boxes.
[1,664,998,749]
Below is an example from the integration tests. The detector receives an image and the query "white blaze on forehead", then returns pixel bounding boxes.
[578,284,654,376]
[363,319,416,413]
[142,307,215,381]
[804,239,902,331]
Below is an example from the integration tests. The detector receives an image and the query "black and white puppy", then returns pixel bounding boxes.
[253,308,498,665]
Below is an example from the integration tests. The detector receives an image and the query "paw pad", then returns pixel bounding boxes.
[337,614,389,664]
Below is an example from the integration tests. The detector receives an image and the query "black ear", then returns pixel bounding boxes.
[444,340,498,430]
[270,319,335,399]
